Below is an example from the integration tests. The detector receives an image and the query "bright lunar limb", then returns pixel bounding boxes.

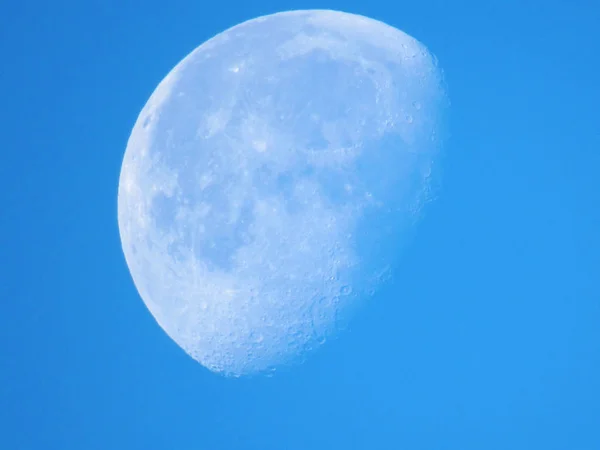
[118,9,447,377]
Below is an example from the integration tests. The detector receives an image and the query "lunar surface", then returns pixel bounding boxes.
[118,9,447,376]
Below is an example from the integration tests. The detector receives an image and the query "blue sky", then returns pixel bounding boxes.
[1,0,599,449]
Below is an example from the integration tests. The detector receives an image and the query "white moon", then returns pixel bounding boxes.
[118,9,446,377]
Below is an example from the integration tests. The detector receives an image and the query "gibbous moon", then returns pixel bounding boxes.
[118,9,446,377]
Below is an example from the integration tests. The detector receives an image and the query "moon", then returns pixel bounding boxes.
[118,9,446,377]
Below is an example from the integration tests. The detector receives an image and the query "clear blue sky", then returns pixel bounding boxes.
[1,0,599,449]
